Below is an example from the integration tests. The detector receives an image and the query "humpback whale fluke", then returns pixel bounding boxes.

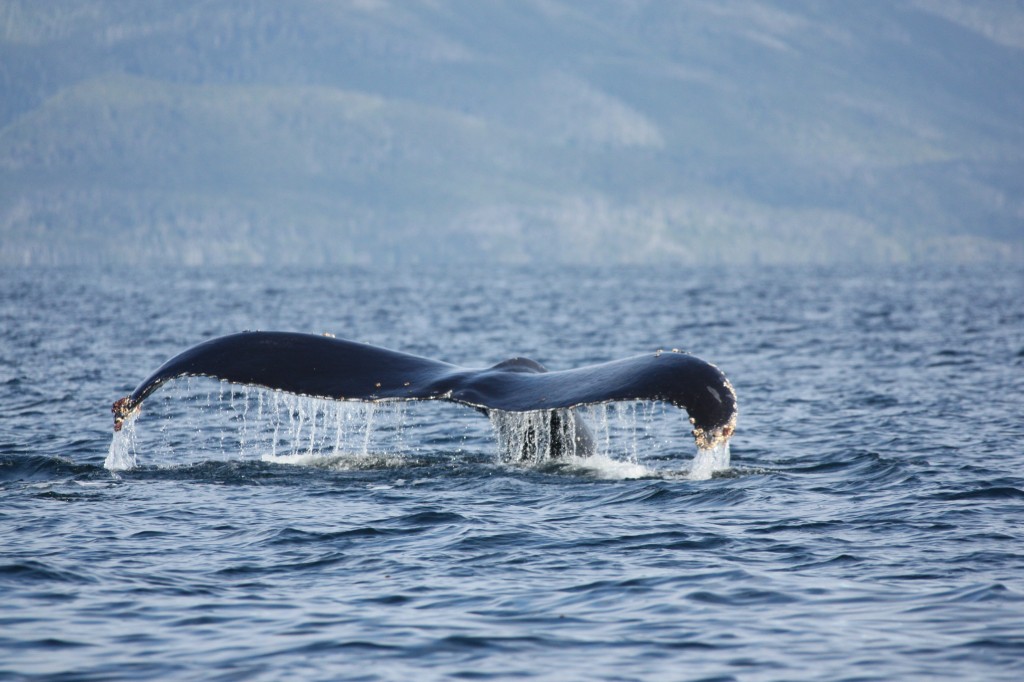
[111,331,737,451]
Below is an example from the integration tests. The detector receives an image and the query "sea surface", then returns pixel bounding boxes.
[1,263,1022,681]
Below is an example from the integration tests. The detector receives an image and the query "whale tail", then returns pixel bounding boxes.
[109,331,737,450]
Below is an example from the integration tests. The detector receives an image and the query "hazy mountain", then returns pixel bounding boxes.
[1,0,1022,266]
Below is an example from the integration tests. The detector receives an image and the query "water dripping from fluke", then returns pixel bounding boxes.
[103,378,734,479]
[487,406,730,480]
[103,384,732,480]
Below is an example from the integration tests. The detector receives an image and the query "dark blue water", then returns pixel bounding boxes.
[2,264,1023,681]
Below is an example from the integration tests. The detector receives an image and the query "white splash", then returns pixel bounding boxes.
[688,440,731,480]
[559,452,654,480]
[104,413,138,471]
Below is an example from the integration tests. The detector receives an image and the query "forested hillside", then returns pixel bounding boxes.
[1,0,1021,265]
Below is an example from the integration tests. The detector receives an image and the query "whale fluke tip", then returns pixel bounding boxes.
[112,396,135,432]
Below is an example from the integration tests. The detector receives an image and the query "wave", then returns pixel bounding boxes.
[0,454,105,482]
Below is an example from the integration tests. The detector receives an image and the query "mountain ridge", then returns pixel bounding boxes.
[1,0,1021,265]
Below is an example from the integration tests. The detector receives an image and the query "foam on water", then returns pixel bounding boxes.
[260,451,413,470]
[550,451,655,480]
